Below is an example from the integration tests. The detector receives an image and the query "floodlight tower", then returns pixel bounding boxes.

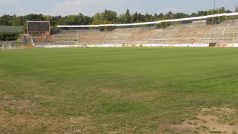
[214,0,216,11]
[212,0,217,43]
[213,0,218,15]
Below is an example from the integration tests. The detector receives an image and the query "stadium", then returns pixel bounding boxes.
[1,1,238,134]
[29,13,238,48]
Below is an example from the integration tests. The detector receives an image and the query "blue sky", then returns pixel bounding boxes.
[0,0,237,16]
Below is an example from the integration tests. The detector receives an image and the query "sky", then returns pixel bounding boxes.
[0,0,237,16]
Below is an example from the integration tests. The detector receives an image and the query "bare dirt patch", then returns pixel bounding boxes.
[0,93,35,114]
[171,107,238,134]
[0,108,100,134]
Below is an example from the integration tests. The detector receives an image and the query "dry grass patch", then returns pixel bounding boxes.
[171,107,238,134]
[0,93,143,133]
[100,88,156,102]
[0,93,102,134]
[0,108,100,134]
[34,94,56,101]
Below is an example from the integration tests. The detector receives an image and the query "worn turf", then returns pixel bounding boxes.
[0,48,238,133]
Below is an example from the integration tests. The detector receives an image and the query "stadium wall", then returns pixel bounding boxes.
[35,43,210,48]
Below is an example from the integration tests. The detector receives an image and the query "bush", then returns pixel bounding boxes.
[0,33,19,41]
[206,17,226,24]
[99,26,115,31]
[209,42,216,47]
[156,22,171,29]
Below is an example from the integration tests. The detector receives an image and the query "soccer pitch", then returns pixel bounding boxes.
[0,48,238,133]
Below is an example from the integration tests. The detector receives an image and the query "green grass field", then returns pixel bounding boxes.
[0,48,238,133]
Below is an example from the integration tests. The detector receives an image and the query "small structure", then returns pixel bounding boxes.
[27,21,51,42]
[27,21,50,36]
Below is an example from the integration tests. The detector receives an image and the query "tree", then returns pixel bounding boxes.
[117,9,132,23]
[206,7,227,24]
[132,12,139,22]
[165,11,175,19]
[144,13,154,21]
[174,13,188,19]
[103,10,117,23]
[0,15,11,25]
[92,10,117,25]
[92,13,102,25]
[0,7,234,28]
[80,14,92,25]
[137,13,144,22]
[155,13,164,20]
[25,14,44,21]
[125,9,131,23]
[156,22,171,29]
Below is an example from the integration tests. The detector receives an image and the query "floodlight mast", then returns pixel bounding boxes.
[214,0,216,11]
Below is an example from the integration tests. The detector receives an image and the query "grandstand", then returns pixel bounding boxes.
[34,12,238,48]
[200,19,238,45]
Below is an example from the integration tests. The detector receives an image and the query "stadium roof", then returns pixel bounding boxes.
[57,12,238,28]
[0,26,23,34]
[27,21,50,23]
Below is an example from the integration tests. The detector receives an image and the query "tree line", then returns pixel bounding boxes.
[0,7,233,28]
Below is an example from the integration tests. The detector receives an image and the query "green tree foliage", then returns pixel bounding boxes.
[174,13,189,19]
[92,10,117,31]
[0,15,19,25]
[25,14,44,21]
[124,9,132,23]
[0,7,233,28]
[92,10,117,25]
[156,22,171,29]
[206,7,228,24]
[118,9,132,24]
[0,33,19,41]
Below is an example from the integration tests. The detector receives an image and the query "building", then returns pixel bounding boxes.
[27,21,51,42]
[27,21,50,36]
